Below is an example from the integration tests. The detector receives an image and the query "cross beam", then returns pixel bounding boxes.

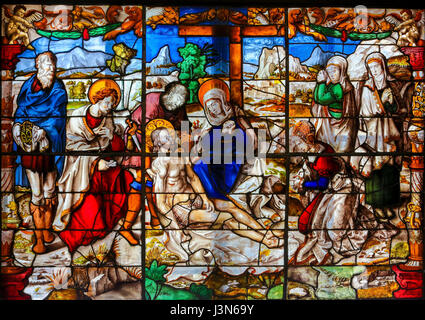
[178,25,283,106]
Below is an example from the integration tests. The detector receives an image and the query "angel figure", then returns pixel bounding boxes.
[4,5,43,48]
[386,9,424,46]
[179,8,248,25]
[287,8,327,41]
[146,7,178,29]
[71,6,107,31]
[103,6,143,40]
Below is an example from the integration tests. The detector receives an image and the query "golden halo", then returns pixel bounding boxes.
[88,79,121,108]
[198,79,230,107]
[145,119,175,151]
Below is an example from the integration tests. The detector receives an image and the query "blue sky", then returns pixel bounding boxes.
[146,25,185,63]
[243,33,358,65]
[147,25,229,67]
[19,25,360,71]
[19,30,142,59]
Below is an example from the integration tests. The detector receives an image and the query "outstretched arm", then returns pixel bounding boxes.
[13,15,33,29]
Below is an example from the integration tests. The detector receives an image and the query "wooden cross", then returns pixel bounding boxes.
[178,25,284,106]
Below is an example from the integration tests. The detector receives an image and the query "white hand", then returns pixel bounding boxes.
[316,70,328,83]
[12,124,21,144]
[98,126,113,140]
[204,198,215,213]
[107,160,117,168]
[192,128,206,145]
[33,128,46,143]
[98,159,117,171]
[381,89,389,103]
[273,196,285,210]
[387,90,394,104]
[246,128,258,151]
[381,88,393,104]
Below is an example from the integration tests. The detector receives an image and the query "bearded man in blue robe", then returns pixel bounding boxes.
[12,51,67,254]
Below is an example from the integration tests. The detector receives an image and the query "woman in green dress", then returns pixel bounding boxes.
[311,55,358,153]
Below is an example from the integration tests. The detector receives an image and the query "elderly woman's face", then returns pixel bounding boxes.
[205,98,225,118]
[326,65,341,84]
[368,61,383,79]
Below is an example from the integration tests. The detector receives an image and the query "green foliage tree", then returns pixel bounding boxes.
[177,43,218,104]
[67,81,87,100]
[67,81,75,99]
[177,43,207,103]
[74,81,87,100]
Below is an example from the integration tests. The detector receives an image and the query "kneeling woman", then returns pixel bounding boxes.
[53,80,139,252]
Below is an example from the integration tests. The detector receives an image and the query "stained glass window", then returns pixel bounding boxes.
[1,4,424,302]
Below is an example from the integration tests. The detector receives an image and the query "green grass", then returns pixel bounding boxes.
[67,101,87,110]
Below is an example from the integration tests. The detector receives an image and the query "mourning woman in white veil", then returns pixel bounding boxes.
[350,52,402,222]
[311,55,358,153]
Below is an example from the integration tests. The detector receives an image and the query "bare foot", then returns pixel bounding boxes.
[263,232,283,249]
[32,241,46,254]
[119,230,139,246]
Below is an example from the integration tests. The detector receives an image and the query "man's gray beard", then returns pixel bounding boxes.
[37,71,55,90]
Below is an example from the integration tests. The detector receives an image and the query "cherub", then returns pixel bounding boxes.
[146,7,178,29]
[71,6,107,31]
[103,6,143,40]
[248,8,285,25]
[4,5,42,48]
[288,8,327,41]
[309,7,387,33]
[31,6,73,31]
[386,9,424,46]
[179,8,247,25]
[36,6,118,32]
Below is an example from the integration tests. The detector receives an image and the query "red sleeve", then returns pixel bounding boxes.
[145,92,162,123]
[31,78,43,93]
[110,133,125,152]
[86,112,103,129]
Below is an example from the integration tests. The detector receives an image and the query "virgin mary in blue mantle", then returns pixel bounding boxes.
[192,79,249,201]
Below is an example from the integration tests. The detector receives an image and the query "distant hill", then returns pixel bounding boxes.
[147,45,177,75]
[303,46,346,67]
[16,47,113,74]
[254,46,310,79]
